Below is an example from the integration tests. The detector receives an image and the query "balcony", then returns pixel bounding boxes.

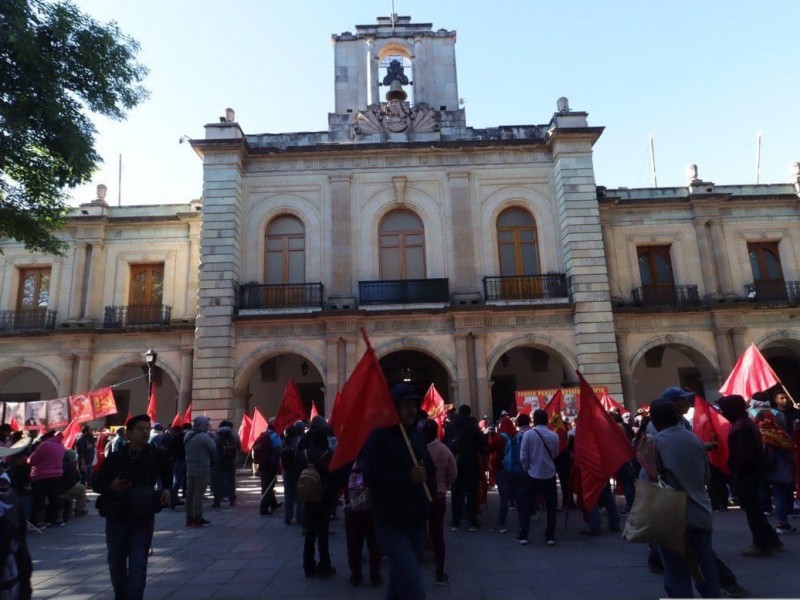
[632,284,701,307]
[103,305,172,328]
[238,283,324,311]
[359,278,449,306]
[484,274,568,302]
[745,280,800,303]
[0,309,57,332]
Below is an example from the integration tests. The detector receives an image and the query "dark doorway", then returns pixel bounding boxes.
[491,375,516,421]
[379,350,450,403]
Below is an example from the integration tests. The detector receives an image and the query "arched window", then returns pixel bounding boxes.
[497,208,539,276]
[379,210,425,280]
[265,215,305,284]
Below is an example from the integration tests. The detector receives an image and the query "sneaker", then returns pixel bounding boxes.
[515,537,529,546]
[491,526,508,534]
[197,518,211,526]
[54,521,66,528]
[468,524,479,532]
[763,510,773,517]
[740,544,770,557]
[546,539,556,546]
[436,572,450,586]
[450,525,459,531]
[722,582,749,598]
[776,523,798,534]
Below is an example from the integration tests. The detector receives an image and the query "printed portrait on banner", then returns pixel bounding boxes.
[514,386,608,418]
[47,397,70,429]
[3,402,24,426]
[69,393,94,423]
[90,387,117,418]
[25,401,47,429]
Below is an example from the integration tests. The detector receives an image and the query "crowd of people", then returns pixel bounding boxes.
[0,379,797,600]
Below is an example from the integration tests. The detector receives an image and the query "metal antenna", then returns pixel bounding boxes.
[118,153,122,206]
[755,130,762,184]
[648,134,658,188]
[391,0,396,32]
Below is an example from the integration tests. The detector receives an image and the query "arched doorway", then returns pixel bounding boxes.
[243,353,324,423]
[631,342,718,404]
[761,339,800,402]
[490,345,573,420]
[379,350,451,404]
[95,364,179,427]
[0,366,58,403]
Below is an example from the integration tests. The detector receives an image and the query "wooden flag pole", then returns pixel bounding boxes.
[360,328,432,502]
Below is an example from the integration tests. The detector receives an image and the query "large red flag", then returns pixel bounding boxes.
[544,389,567,453]
[719,343,781,399]
[327,391,342,431]
[183,404,192,426]
[571,372,635,511]
[62,419,82,449]
[274,379,307,435]
[248,407,268,453]
[238,414,253,453]
[146,384,157,423]
[421,384,446,440]
[171,412,183,429]
[329,330,400,471]
[692,397,731,475]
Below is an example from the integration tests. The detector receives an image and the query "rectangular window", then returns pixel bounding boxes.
[17,268,51,310]
[636,246,675,305]
[748,241,786,301]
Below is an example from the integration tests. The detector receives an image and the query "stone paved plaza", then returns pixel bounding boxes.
[28,474,800,600]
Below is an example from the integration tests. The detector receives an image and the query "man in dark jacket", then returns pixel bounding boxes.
[212,420,240,507]
[362,383,435,600]
[444,403,485,530]
[718,394,783,556]
[74,426,95,487]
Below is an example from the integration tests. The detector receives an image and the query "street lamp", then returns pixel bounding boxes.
[145,347,158,392]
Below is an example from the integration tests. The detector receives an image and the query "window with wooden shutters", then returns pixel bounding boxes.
[637,246,675,304]
[748,241,786,300]
[379,210,425,280]
[17,268,50,310]
[497,208,539,276]
[265,215,305,284]
[128,264,164,324]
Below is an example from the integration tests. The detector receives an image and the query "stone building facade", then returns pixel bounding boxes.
[1,16,799,426]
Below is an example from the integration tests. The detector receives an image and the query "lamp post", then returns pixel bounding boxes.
[145,347,158,393]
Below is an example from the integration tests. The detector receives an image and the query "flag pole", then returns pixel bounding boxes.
[360,328,432,502]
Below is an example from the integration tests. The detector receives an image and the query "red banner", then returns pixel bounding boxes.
[515,386,608,418]
[90,387,118,418]
[68,393,95,423]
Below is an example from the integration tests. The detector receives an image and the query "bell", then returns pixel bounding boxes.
[385,79,408,102]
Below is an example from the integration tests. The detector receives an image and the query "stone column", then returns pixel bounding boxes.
[713,329,734,375]
[84,242,106,322]
[75,352,92,394]
[185,232,200,319]
[192,148,244,422]
[447,172,480,303]
[59,355,75,397]
[67,242,88,320]
[325,339,340,414]
[413,36,425,104]
[708,220,735,298]
[615,333,636,409]
[731,327,747,359]
[691,219,720,299]
[551,132,623,396]
[472,334,491,418]
[328,175,355,308]
[365,37,377,107]
[178,349,193,414]
[454,334,472,409]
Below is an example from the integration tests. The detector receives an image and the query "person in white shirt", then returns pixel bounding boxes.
[517,409,560,546]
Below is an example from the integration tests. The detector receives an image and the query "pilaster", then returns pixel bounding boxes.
[59,355,75,397]
[328,174,356,308]
[67,243,88,320]
[454,334,471,409]
[447,171,480,303]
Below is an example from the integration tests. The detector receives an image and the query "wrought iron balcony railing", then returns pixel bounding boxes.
[0,309,57,331]
[238,283,324,310]
[745,280,800,303]
[103,305,172,328]
[484,274,568,301]
[359,278,449,306]
[632,284,701,307]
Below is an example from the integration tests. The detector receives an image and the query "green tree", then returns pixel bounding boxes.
[0,0,148,254]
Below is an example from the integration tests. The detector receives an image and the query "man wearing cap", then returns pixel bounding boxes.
[362,383,435,599]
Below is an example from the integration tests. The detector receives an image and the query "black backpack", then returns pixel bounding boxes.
[217,433,238,461]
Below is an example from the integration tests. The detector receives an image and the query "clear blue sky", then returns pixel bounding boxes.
[70,0,800,206]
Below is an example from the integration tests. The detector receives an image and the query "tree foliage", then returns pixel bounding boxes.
[0,0,148,254]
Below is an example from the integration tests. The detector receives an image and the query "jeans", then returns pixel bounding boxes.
[259,464,279,514]
[170,460,186,508]
[185,473,209,521]
[495,469,512,527]
[658,527,720,598]
[587,484,620,532]
[428,493,447,575]
[81,458,93,487]
[283,470,303,524]
[772,480,794,524]
[615,462,636,511]
[518,474,557,541]
[213,463,237,504]
[450,467,478,527]
[376,523,426,600]
[106,516,154,600]
[345,508,382,579]
[303,503,331,573]
[733,475,780,550]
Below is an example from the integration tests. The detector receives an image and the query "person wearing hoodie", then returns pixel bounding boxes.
[718,394,783,556]
[444,403,485,531]
[362,383,435,600]
[28,430,65,528]
[184,415,217,527]
[280,421,305,525]
[212,420,240,508]
[490,415,519,534]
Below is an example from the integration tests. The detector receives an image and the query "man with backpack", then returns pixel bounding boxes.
[518,409,559,546]
[212,420,240,508]
[252,423,282,516]
[491,415,522,534]
[280,422,305,525]
[444,404,485,531]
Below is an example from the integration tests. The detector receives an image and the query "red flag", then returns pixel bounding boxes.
[183,404,192,425]
[692,396,731,475]
[571,372,635,511]
[171,412,183,429]
[719,343,781,399]
[238,414,253,453]
[422,384,446,439]
[248,407,268,453]
[327,392,342,431]
[274,379,307,435]
[310,403,320,419]
[544,389,568,453]
[329,330,400,471]
[146,384,157,423]
[62,419,82,449]
[599,392,629,415]
[8,417,20,432]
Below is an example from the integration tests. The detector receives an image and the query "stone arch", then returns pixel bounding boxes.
[628,334,719,376]
[234,342,327,397]
[373,337,458,385]
[755,330,800,355]
[90,353,180,391]
[486,333,578,378]
[0,359,59,391]
[377,40,413,60]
